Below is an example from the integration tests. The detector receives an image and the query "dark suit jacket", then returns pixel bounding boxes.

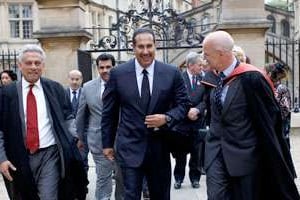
[206,72,259,176]
[0,78,88,200]
[172,71,207,134]
[65,87,82,116]
[101,59,190,167]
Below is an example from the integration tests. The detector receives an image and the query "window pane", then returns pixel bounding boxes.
[10,21,20,38]
[22,5,32,18]
[9,5,20,18]
[23,20,33,39]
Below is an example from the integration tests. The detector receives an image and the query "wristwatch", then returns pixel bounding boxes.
[165,114,172,127]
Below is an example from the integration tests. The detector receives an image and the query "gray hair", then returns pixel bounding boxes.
[18,44,46,63]
[185,52,204,66]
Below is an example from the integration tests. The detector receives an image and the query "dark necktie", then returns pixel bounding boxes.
[192,75,197,90]
[140,69,151,113]
[71,90,78,114]
[214,72,225,114]
[26,84,39,153]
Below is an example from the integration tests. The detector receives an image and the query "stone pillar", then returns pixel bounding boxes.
[34,0,92,85]
[219,0,270,67]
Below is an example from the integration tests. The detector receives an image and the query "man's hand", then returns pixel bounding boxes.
[103,148,115,161]
[0,160,16,181]
[145,114,166,128]
[187,108,200,121]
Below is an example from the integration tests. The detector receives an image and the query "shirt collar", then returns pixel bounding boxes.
[22,77,41,89]
[186,69,194,79]
[70,87,80,93]
[135,59,155,76]
[222,57,237,77]
[100,77,106,85]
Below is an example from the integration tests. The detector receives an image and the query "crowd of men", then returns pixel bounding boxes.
[0,28,299,200]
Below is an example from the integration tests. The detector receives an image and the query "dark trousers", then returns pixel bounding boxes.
[5,145,60,200]
[172,132,204,183]
[206,152,260,200]
[114,161,125,200]
[121,135,171,200]
[80,134,90,173]
[3,176,20,200]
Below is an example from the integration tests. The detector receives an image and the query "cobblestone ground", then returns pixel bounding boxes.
[1,134,300,200]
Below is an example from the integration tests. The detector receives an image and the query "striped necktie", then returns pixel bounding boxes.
[214,72,225,114]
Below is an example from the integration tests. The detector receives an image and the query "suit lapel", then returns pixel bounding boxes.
[16,80,26,139]
[148,61,161,114]
[96,78,102,107]
[183,71,192,92]
[121,60,144,115]
[222,81,239,115]
[66,87,71,100]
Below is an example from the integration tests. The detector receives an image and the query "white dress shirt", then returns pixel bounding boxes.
[69,88,80,102]
[220,57,237,103]
[100,77,106,98]
[22,78,56,148]
[135,59,155,97]
[186,69,195,87]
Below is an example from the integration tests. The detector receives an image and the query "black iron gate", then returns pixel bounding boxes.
[265,37,300,110]
[0,50,18,72]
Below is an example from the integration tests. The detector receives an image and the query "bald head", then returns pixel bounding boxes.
[69,69,82,77]
[203,31,234,52]
[68,69,83,90]
[202,31,235,71]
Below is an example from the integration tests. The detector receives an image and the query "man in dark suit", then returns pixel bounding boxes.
[66,69,82,116]
[101,28,190,200]
[0,44,88,200]
[65,69,89,174]
[171,52,207,190]
[203,31,299,199]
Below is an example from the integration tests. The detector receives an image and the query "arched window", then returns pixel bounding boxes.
[281,19,290,37]
[267,15,276,33]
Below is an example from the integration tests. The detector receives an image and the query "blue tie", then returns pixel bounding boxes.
[214,72,225,114]
[71,90,78,115]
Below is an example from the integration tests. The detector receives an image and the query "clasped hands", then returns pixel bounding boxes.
[103,114,168,161]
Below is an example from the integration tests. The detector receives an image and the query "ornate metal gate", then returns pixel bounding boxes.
[265,36,300,110]
[77,0,216,83]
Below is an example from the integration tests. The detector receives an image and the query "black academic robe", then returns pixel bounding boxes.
[241,72,299,200]
[202,67,299,199]
[0,78,88,200]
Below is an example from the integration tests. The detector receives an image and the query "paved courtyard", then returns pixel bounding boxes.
[1,133,300,200]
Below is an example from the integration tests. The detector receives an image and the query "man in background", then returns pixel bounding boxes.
[66,69,83,116]
[66,69,89,174]
[76,54,121,200]
[171,52,207,190]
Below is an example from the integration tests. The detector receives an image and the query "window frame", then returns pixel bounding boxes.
[8,3,33,39]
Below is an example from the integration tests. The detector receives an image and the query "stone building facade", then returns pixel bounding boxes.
[0,0,296,85]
